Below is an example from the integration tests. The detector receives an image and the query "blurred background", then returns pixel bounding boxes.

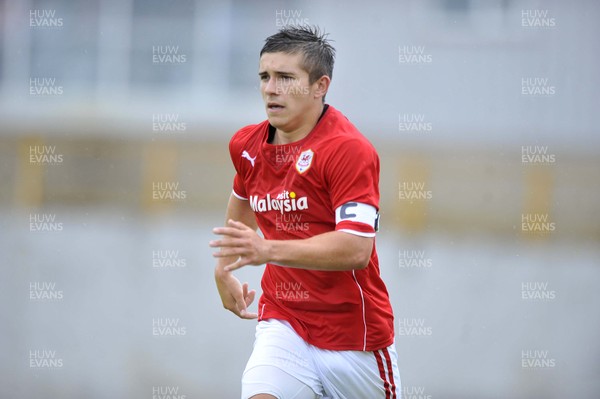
[1,0,599,398]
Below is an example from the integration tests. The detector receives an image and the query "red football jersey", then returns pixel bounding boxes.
[229,105,395,351]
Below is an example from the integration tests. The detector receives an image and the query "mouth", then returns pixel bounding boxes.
[267,101,285,113]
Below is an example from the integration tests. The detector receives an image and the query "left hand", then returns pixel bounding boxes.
[210,219,270,272]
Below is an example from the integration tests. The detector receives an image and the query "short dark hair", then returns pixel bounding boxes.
[260,26,336,84]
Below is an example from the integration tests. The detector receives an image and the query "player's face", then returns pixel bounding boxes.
[259,52,322,134]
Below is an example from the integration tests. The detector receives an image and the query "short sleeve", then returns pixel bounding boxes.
[325,138,380,235]
[232,174,247,200]
[229,133,248,200]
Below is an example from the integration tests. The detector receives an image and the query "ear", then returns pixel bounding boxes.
[313,75,331,100]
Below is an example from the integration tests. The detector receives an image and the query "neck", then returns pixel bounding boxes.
[274,104,324,145]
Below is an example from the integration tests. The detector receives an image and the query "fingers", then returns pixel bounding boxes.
[210,219,262,272]
[226,219,252,230]
[243,282,256,307]
[209,238,246,252]
[210,227,244,239]
[239,309,258,319]
[211,219,251,237]
[212,248,245,258]
[209,234,247,259]
[209,221,250,252]
[224,256,251,272]
[236,282,258,319]
[212,252,253,269]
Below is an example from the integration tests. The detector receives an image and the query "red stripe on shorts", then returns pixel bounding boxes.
[382,347,397,399]
[374,350,391,399]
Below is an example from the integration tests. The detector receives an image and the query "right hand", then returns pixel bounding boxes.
[214,268,258,319]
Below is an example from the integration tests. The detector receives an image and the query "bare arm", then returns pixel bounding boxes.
[213,194,259,319]
[267,230,373,270]
[210,219,373,272]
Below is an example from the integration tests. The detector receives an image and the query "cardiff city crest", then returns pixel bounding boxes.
[295,149,314,174]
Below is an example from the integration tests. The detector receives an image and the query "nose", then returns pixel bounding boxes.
[263,77,277,96]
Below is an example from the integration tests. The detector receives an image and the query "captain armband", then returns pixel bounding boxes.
[335,202,380,236]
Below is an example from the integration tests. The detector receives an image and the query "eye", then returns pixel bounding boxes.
[259,75,269,81]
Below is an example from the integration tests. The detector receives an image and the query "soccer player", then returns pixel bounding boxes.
[210,26,400,399]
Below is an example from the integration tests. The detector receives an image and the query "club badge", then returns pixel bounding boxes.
[295,149,314,174]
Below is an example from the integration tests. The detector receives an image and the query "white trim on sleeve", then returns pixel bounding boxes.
[232,189,248,201]
[338,229,376,238]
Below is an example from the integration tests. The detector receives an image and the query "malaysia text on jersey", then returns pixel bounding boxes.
[229,105,395,351]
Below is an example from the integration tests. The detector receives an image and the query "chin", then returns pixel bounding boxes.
[267,115,286,128]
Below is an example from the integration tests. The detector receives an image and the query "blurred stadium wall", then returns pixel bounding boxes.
[1,0,598,236]
[1,0,599,398]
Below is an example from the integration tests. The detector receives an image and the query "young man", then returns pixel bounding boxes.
[210,26,400,399]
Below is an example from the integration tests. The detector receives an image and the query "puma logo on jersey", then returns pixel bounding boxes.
[242,150,256,167]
